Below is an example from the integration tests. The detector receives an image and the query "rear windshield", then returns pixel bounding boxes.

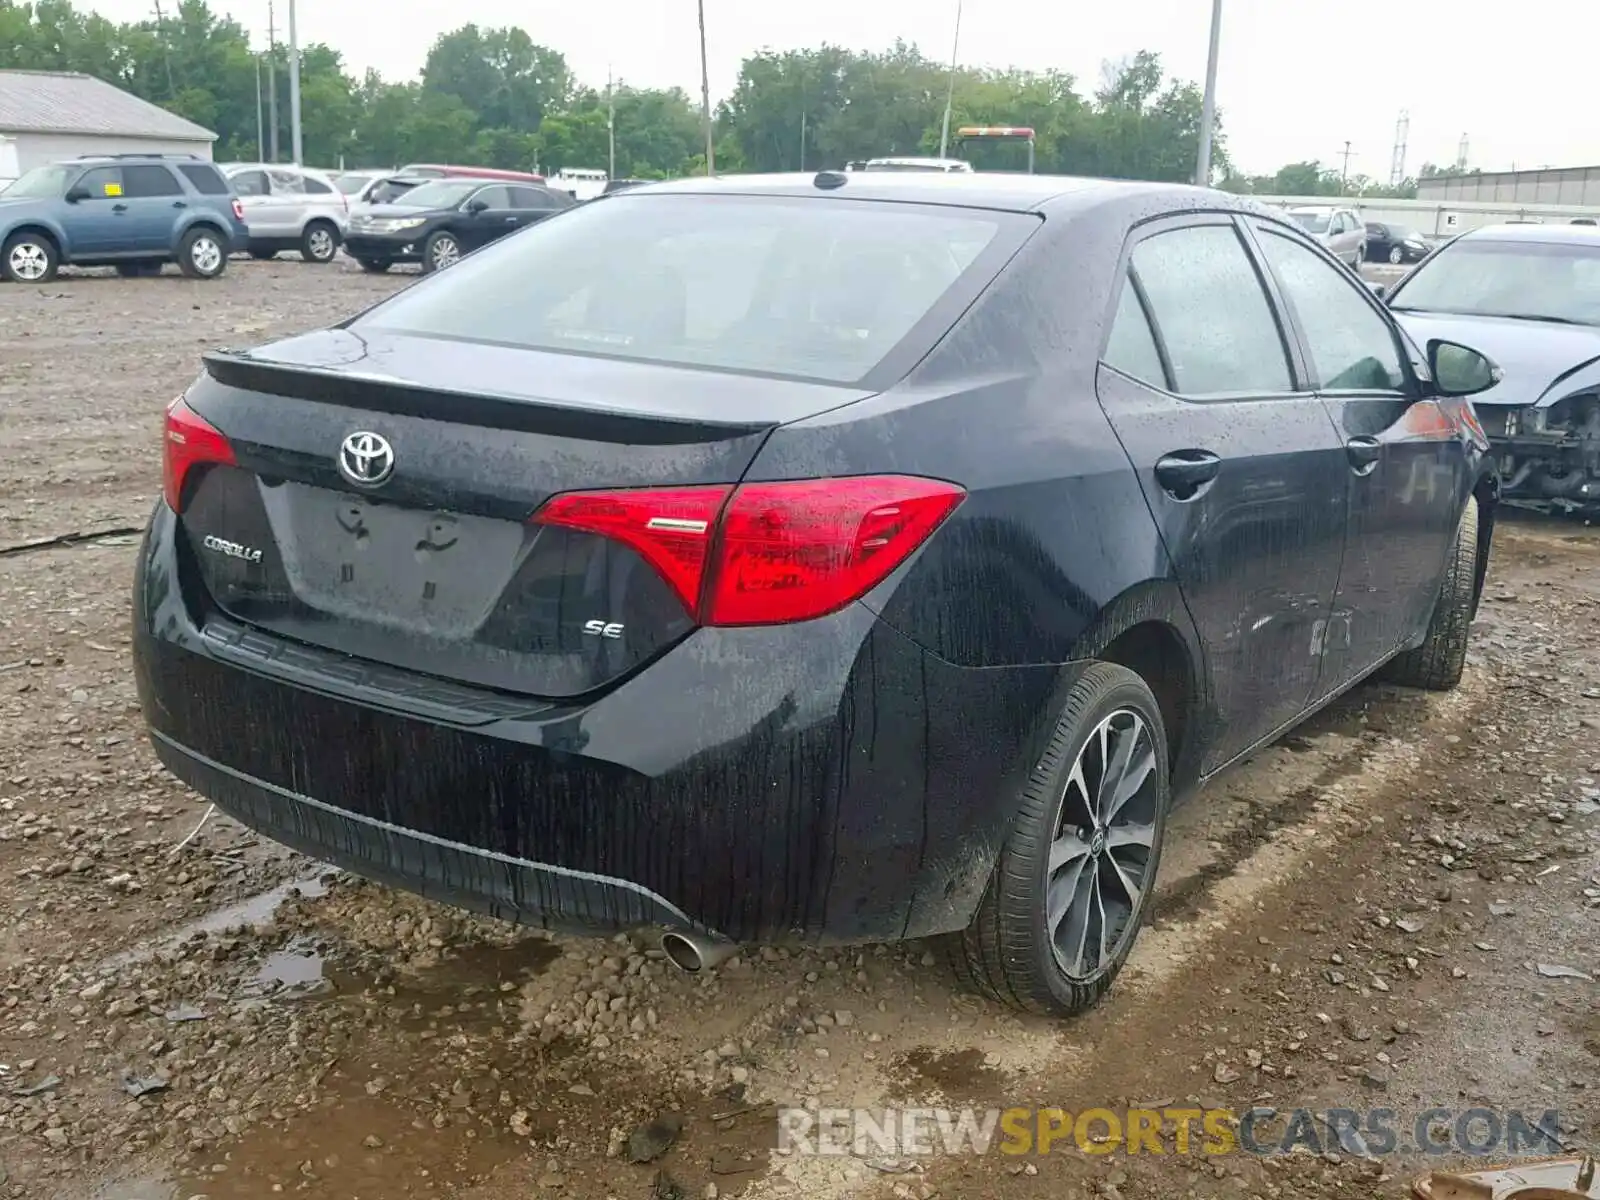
[357,193,1023,385]
[369,179,422,205]
[334,173,372,194]
[1289,210,1332,234]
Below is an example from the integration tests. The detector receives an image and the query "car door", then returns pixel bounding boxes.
[458,185,516,249]
[56,165,125,255]
[1095,215,1350,771]
[265,168,309,238]
[115,163,184,253]
[509,185,567,227]
[229,168,271,234]
[1249,221,1466,690]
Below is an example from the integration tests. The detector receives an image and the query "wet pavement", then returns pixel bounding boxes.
[0,259,1594,1200]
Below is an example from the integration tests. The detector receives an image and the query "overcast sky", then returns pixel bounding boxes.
[80,0,1598,176]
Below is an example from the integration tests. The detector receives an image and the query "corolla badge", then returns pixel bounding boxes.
[339,430,395,487]
[202,534,263,564]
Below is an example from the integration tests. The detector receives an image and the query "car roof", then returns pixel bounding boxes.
[1460,222,1600,246]
[615,171,1244,216]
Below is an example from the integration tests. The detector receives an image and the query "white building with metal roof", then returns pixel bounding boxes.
[0,70,217,186]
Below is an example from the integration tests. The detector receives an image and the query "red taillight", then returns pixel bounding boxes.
[163,396,235,513]
[532,475,965,626]
[232,198,244,220]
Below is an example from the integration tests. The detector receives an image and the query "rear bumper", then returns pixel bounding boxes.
[133,502,1069,944]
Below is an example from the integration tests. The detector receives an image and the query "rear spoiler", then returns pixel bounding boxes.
[200,350,777,445]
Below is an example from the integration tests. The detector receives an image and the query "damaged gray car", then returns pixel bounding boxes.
[1384,223,1600,515]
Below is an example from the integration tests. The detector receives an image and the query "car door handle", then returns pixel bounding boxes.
[111,203,127,213]
[504,216,518,222]
[1154,450,1222,499]
[1346,436,1382,474]
[172,200,187,208]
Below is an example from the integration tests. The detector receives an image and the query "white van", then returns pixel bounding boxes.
[549,168,608,202]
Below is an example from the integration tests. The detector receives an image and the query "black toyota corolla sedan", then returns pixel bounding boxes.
[134,172,1502,1017]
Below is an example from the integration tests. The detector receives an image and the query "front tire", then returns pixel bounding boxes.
[300,220,339,263]
[178,227,228,279]
[943,662,1171,1017]
[421,230,461,274]
[1384,497,1480,691]
[2,231,59,283]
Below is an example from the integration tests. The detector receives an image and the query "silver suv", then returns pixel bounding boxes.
[220,163,348,263]
[1285,205,1366,270]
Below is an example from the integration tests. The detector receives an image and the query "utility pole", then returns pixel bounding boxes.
[286,0,303,165]
[606,66,616,179]
[1195,0,1223,186]
[151,1,176,97]
[799,109,807,171]
[697,0,714,174]
[937,0,962,160]
[266,1,278,162]
[255,57,265,161]
[1340,140,1353,192]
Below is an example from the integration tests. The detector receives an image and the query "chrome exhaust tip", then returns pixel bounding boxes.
[659,930,739,973]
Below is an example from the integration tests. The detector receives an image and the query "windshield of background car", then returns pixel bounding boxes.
[334,173,373,194]
[1388,238,1600,325]
[1289,211,1332,234]
[368,179,422,205]
[357,193,1030,385]
[1392,227,1424,241]
[2,164,74,198]
[392,180,480,209]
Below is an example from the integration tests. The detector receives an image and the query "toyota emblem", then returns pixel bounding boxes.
[338,431,395,487]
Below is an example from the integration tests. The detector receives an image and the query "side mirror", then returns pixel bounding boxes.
[1428,339,1500,398]
[1367,281,1387,300]
[465,198,489,213]
[64,187,91,203]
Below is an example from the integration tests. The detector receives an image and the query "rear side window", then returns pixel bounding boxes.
[1131,225,1293,396]
[1103,279,1167,388]
[303,175,333,195]
[469,186,513,209]
[121,165,181,197]
[178,164,230,195]
[268,169,305,194]
[511,186,565,210]
[360,194,1027,385]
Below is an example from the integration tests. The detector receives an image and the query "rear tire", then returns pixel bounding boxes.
[300,220,339,263]
[2,231,59,283]
[357,258,392,273]
[941,662,1171,1017]
[1389,245,1404,265]
[178,227,228,279]
[1384,497,1479,691]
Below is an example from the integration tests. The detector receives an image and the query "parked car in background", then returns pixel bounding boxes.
[601,178,648,195]
[220,163,347,263]
[332,169,389,200]
[1286,204,1366,269]
[0,153,247,282]
[347,175,430,212]
[1365,221,1433,264]
[1385,222,1600,516]
[135,172,1502,1019]
[341,177,574,273]
[398,163,547,184]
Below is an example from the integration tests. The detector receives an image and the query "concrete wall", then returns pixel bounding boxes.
[1249,194,1600,237]
[1417,166,1600,207]
[1,131,214,184]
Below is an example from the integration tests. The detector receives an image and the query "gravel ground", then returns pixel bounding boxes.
[0,256,1594,1200]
